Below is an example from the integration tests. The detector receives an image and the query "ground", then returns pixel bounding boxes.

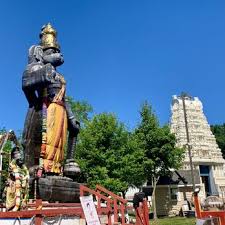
[150,217,196,225]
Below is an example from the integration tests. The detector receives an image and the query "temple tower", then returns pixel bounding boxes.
[170,94,225,197]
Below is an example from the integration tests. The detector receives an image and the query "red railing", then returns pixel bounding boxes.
[80,184,114,225]
[95,185,150,225]
[135,199,149,225]
[95,185,128,225]
[0,199,83,225]
[0,184,150,225]
[194,191,225,225]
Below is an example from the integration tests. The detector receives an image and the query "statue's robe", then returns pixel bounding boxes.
[22,60,68,174]
[40,75,68,173]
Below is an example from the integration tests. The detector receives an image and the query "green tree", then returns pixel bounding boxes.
[0,129,12,201]
[134,102,184,219]
[211,124,225,158]
[67,96,93,125]
[76,113,145,196]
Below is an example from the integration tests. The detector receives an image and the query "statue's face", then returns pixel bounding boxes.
[16,158,24,167]
[43,48,64,67]
[13,151,24,167]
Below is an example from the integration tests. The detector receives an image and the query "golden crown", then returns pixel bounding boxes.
[40,23,60,50]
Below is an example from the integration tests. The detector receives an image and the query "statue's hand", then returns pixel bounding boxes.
[45,63,56,82]
[75,120,80,129]
[69,118,80,135]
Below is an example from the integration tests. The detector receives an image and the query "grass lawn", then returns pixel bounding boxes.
[150,216,196,225]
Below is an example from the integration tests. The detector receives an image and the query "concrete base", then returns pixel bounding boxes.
[37,176,80,203]
[0,216,86,225]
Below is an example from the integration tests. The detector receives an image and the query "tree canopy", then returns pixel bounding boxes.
[211,124,225,158]
[134,102,184,181]
[134,101,184,218]
[69,99,184,201]
[67,96,93,126]
[0,129,12,200]
[76,112,145,195]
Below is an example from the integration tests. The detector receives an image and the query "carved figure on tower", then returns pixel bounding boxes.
[22,23,80,179]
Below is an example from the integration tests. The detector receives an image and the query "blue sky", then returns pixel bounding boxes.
[0,0,224,132]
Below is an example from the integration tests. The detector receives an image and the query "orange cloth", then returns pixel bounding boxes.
[42,102,67,173]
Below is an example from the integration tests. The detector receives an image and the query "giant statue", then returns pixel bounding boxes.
[21,24,81,202]
[22,23,79,176]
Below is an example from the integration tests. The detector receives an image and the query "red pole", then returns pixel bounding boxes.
[193,193,201,219]
[35,199,42,225]
[220,216,225,225]
[134,200,150,225]
[80,185,84,196]
[114,199,118,223]
[97,190,101,209]
[135,207,142,225]
[120,203,125,225]
[106,200,112,225]
[142,199,150,225]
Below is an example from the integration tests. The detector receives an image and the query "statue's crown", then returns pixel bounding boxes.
[40,23,60,50]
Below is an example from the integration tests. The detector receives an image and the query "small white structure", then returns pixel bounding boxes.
[125,186,140,201]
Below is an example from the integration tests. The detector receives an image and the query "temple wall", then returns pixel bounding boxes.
[170,95,225,197]
[154,95,225,216]
[155,185,202,216]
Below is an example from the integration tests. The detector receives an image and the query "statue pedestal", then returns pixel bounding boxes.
[37,176,80,203]
[64,159,81,179]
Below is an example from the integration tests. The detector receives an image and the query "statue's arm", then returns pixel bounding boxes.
[65,98,80,135]
[22,64,55,107]
[22,63,54,90]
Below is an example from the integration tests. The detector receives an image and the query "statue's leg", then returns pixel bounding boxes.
[66,132,77,160]
[64,99,80,160]
[64,128,80,179]
[22,108,42,176]
[64,101,80,179]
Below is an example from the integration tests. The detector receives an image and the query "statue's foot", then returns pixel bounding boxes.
[63,159,80,180]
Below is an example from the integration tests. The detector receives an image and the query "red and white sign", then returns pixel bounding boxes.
[80,195,101,225]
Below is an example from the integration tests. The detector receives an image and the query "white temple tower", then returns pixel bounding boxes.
[170,94,225,197]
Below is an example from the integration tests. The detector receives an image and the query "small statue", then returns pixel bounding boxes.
[22,23,80,178]
[4,147,29,211]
